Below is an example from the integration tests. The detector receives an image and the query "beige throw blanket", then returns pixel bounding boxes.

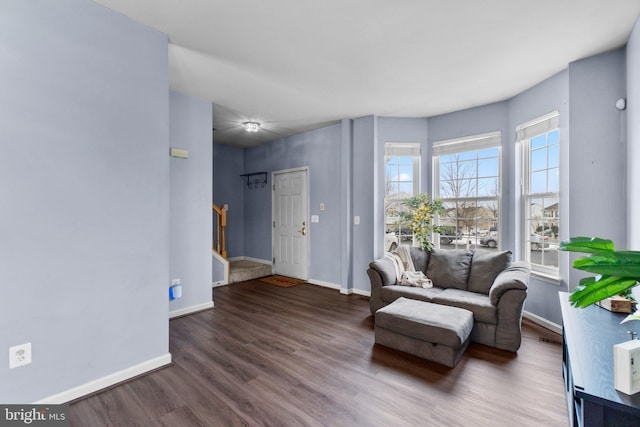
[385,245,433,288]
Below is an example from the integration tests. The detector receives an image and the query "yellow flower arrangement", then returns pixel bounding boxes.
[400,193,444,250]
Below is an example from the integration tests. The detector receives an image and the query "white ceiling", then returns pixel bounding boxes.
[96,0,640,147]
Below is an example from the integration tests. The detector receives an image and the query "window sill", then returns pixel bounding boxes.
[531,270,561,286]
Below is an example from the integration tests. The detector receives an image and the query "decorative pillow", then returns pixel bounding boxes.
[467,250,513,294]
[426,249,474,290]
[409,247,430,274]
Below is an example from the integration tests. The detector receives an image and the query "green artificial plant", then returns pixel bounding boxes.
[399,193,444,251]
[559,237,640,309]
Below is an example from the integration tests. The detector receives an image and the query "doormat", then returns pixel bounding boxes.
[259,275,306,288]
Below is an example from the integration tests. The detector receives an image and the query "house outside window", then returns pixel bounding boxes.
[517,111,559,278]
[384,143,420,251]
[433,132,501,252]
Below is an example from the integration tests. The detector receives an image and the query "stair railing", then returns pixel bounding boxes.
[212,203,227,259]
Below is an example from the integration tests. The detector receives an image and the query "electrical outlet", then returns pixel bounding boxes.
[9,343,32,369]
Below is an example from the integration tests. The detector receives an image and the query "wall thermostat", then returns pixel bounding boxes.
[616,98,626,110]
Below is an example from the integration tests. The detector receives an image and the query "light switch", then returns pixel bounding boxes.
[320,203,325,211]
[354,216,360,225]
[311,215,319,223]
[170,147,189,159]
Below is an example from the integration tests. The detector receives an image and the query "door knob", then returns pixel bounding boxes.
[299,226,307,236]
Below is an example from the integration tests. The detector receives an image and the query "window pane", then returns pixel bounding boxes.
[531,148,547,172]
[531,134,546,149]
[548,129,559,146]
[530,170,546,194]
[398,182,413,194]
[398,165,412,181]
[478,158,498,177]
[398,156,412,165]
[478,147,499,159]
[440,153,456,163]
[548,168,559,192]
[478,177,498,197]
[458,151,476,161]
[548,144,559,168]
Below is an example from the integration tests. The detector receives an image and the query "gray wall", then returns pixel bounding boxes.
[213,143,245,258]
[243,124,343,284]
[629,18,640,249]
[0,0,170,402]
[508,70,570,325]
[352,116,377,292]
[568,49,627,249]
[169,91,213,312]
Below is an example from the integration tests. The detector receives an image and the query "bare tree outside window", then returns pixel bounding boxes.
[435,145,500,251]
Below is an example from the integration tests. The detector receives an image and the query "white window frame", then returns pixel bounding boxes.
[517,111,560,279]
[432,131,502,250]
[384,143,421,249]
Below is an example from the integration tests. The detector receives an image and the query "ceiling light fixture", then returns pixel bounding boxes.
[243,121,261,133]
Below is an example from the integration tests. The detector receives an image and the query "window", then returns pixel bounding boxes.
[433,132,501,252]
[517,111,559,278]
[384,143,420,251]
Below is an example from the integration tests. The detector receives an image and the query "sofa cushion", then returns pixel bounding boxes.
[426,249,473,290]
[432,288,498,324]
[380,285,444,304]
[409,247,430,274]
[467,250,512,294]
[369,258,397,286]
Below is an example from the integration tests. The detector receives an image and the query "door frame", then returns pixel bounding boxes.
[271,166,310,280]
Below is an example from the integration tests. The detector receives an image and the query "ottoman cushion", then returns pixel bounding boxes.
[375,297,474,367]
[376,297,473,349]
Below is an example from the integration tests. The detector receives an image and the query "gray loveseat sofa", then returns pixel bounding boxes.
[367,247,530,352]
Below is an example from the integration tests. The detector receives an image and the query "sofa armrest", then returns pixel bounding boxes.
[369,257,397,287]
[489,261,530,306]
[367,257,397,315]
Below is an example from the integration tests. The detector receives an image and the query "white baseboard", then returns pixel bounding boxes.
[523,310,562,335]
[228,256,272,265]
[308,279,340,290]
[169,301,214,319]
[212,280,227,287]
[35,353,172,404]
[339,288,371,297]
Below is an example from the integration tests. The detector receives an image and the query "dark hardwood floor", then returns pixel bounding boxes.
[70,281,568,426]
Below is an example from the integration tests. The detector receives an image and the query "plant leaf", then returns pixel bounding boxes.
[559,237,615,253]
[572,251,640,277]
[621,312,640,324]
[569,276,638,308]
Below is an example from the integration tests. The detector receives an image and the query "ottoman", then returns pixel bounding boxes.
[375,297,474,368]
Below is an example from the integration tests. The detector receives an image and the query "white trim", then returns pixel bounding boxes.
[339,288,371,297]
[523,310,562,335]
[34,353,172,404]
[212,250,229,286]
[212,280,226,287]
[352,288,371,297]
[227,256,272,265]
[432,130,501,156]
[307,279,340,290]
[241,256,272,265]
[169,301,214,319]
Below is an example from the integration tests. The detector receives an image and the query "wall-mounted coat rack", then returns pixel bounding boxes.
[240,172,268,189]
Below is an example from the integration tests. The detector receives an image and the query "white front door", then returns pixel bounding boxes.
[273,169,309,280]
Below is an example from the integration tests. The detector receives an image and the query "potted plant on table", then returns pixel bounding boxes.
[560,236,640,322]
